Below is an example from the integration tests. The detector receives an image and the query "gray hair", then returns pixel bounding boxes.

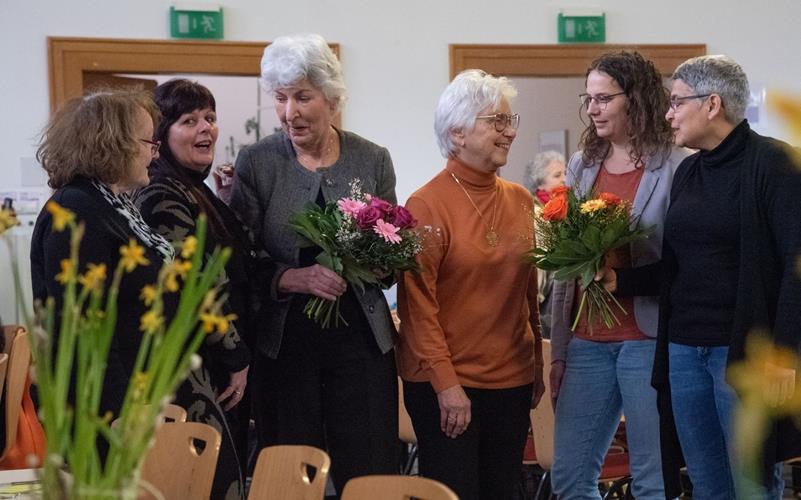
[524,150,566,193]
[260,33,347,112]
[434,69,518,158]
[671,55,749,124]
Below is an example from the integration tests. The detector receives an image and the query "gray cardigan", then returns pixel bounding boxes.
[229,129,399,358]
[550,146,689,363]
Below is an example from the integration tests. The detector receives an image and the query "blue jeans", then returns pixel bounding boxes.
[668,343,784,500]
[552,338,664,500]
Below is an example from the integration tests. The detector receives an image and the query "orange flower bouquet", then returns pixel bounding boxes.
[528,186,650,332]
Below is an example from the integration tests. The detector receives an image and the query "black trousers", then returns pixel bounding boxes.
[253,306,398,498]
[403,381,533,500]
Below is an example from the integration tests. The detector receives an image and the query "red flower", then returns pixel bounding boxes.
[355,206,382,229]
[390,205,417,229]
[598,192,622,205]
[369,197,394,215]
[542,195,568,221]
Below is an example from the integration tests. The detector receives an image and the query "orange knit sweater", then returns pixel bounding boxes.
[397,158,543,393]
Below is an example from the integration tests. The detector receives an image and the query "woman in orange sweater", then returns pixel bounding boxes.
[397,69,544,500]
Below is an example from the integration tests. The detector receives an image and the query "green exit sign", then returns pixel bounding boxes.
[558,12,605,43]
[170,6,224,40]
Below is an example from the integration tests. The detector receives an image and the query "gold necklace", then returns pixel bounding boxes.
[450,172,500,247]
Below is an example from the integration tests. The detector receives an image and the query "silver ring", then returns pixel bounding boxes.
[234,390,241,395]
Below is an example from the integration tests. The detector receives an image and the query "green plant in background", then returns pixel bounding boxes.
[1,202,229,499]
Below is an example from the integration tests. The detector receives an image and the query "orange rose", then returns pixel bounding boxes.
[599,192,621,205]
[542,194,568,221]
[551,186,571,197]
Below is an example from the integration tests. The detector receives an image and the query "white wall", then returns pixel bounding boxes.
[2,0,801,203]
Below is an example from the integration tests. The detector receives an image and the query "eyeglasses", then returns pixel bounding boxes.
[140,138,161,155]
[579,92,626,111]
[476,113,520,132]
[669,94,711,111]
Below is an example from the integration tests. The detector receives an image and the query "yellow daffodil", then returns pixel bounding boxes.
[132,371,149,398]
[139,310,164,335]
[46,201,75,232]
[181,236,198,259]
[768,92,801,141]
[199,312,238,334]
[120,239,149,273]
[78,263,107,292]
[164,260,192,293]
[55,259,75,284]
[729,333,801,414]
[580,199,607,214]
[201,290,218,311]
[0,208,20,235]
[139,285,157,307]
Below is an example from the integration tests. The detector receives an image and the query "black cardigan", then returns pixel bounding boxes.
[617,121,801,498]
[30,177,170,417]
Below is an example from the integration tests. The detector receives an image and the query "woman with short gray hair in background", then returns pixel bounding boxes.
[228,33,398,498]
[524,150,566,206]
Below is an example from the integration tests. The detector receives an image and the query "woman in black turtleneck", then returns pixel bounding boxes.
[607,55,801,499]
[134,79,273,500]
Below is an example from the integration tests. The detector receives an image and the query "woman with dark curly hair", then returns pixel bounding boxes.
[548,51,689,499]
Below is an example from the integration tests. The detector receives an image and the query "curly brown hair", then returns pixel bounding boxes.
[36,89,161,189]
[578,51,673,167]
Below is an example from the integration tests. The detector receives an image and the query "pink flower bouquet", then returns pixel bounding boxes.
[289,180,422,328]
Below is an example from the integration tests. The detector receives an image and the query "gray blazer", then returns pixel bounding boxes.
[550,146,689,363]
[229,129,398,358]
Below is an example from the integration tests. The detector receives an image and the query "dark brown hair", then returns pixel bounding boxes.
[579,51,674,166]
[151,79,231,243]
[36,89,160,189]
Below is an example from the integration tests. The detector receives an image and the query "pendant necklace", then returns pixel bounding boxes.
[450,172,500,247]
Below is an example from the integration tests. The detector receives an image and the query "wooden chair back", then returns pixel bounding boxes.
[140,422,221,500]
[397,377,416,445]
[530,339,555,470]
[248,445,331,500]
[161,403,187,423]
[341,475,458,500]
[0,353,9,405]
[0,326,31,462]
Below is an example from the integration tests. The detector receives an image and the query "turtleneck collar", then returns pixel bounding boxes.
[700,119,749,168]
[446,156,498,191]
[150,156,211,186]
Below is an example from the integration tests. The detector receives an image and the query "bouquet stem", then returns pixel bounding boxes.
[570,281,627,334]
[304,296,349,329]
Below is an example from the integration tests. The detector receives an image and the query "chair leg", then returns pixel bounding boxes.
[401,443,418,475]
[601,476,632,500]
[534,471,554,500]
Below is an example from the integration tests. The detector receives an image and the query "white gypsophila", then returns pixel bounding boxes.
[348,178,364,199]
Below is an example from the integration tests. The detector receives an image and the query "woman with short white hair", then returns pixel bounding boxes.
[524,150,566,205]
[229,33,399,497]
[397,69,544,500]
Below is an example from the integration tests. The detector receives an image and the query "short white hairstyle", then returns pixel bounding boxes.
[524,150,566,193]
[260,33,347,112]
[434,69,518,158]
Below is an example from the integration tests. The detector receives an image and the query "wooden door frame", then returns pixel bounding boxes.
[449,43,706,79]
[47,37,340,113]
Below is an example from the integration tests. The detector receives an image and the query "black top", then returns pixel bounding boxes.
[617,121,801,497]
[134,157,261,372]
[30,177,171,417]
[664,121,745,346]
